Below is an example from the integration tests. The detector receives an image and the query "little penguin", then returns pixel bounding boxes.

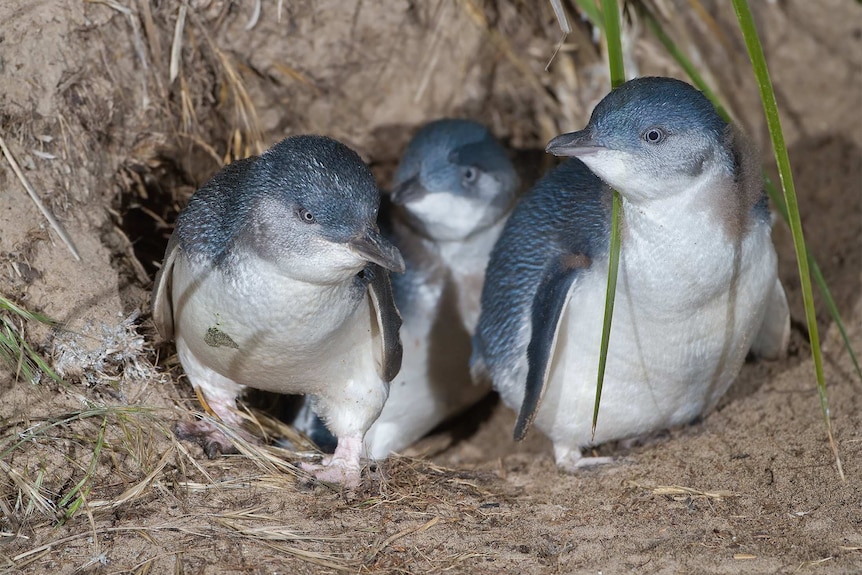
[471,77,790,470]
[151,135,405,487]
[296,119,520,458]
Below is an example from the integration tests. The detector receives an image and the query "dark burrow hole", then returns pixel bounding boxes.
[116,158,198,278]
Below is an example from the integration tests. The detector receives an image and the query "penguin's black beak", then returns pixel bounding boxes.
[348,227,405,273]
[389,175,427,206]
[546,129,606,158]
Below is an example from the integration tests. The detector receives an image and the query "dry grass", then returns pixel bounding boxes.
[625,480,739,500]
[1,288,513,572]
[0,380,516,573]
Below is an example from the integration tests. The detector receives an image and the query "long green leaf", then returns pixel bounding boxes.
[589,0,627,439]
[809,258,860,381]
[601,0,626,88]
[595,191,623,436]
[731,0,843,480]
[0,295,55,325]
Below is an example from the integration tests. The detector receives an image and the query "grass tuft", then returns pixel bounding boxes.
[0,296,61,385]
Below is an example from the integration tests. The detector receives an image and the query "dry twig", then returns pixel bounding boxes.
[0,135,81,261]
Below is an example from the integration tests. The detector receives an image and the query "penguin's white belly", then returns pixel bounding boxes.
[363,302,487,459]
[362,228,501,459]
[172,255,377,396]
[532,226,777,448]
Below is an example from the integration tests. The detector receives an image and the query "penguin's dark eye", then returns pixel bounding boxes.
[298,208,316,223]
[462,166,478,184]
[643,128,666,144]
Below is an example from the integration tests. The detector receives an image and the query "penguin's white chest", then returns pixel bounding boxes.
[171,254,377,395]
[437,219,506,333]
[535,208,778,447]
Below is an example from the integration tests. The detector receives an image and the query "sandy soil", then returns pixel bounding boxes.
[1,1,860,573]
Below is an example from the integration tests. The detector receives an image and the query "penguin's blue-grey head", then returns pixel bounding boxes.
[546,77,732,203]
[390,119,519,241]
[237,135,404,282]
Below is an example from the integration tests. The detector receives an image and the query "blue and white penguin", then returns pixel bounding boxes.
[298,119,520,458]
[152,135,404,487]
[472,77,790,470]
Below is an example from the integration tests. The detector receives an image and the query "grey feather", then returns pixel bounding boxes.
[472,159,610,387]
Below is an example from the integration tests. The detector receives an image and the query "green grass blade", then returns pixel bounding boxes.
[594,191,623,436]
[0,406,158,460]
[589,0,627,438]
[601,0,626,88]
[18,333,63,383]
[0,295,55,325]
[761,174,862,382]
[0,295,63,384]
[731,0,843,480]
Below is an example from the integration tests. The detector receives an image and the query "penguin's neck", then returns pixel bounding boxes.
[620,158,745,245]
[617,166,750,308]
[429,217,507,334]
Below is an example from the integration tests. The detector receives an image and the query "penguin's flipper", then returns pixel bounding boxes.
[514,253,590,441]
[366,264,404,383]
[750,278,790,360]
[151,232,181,340]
